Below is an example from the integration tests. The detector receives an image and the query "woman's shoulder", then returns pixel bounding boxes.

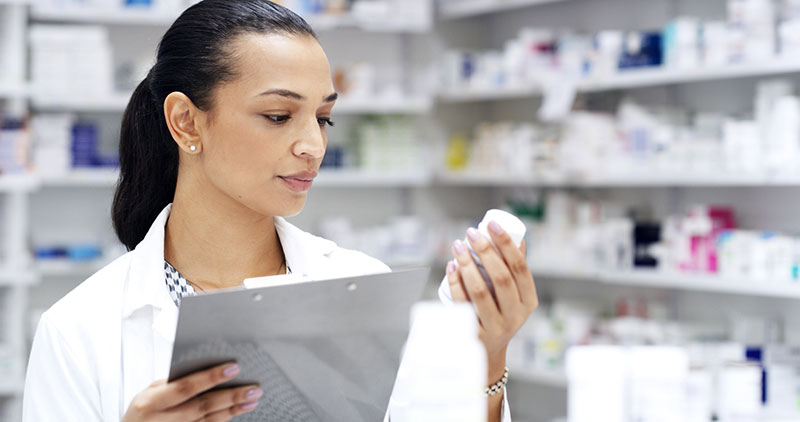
[276,217,390,276]
[327,244,391,274]
[44,252,134,329]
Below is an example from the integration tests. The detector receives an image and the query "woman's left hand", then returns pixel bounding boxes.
[446,221,539,376]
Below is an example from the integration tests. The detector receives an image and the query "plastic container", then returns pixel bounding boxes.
[439,209,527,301]
[388,302,487,421]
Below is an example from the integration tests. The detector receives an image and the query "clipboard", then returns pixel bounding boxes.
[168,268,429,422]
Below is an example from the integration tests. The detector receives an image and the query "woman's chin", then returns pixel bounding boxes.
[273,195,308,218]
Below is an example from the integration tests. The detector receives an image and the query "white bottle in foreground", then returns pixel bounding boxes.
[439,209,527,301]
[389,302,487,422]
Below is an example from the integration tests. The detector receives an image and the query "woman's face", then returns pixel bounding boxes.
[195,33,335,218]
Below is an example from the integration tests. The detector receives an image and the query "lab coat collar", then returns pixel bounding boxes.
[122,204,174,319]
[274,215,337,279]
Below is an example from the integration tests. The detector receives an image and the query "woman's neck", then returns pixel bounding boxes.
[164,177,284,291]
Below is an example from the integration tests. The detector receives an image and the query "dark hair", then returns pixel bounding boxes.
[112,0,316,251]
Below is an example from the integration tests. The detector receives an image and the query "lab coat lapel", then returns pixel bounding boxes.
[121,205,178,411]
[274,217,337,280]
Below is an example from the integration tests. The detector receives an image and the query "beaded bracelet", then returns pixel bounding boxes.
[485,367,509,396]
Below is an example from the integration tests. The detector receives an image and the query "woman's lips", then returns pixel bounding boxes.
[278,172,316,192]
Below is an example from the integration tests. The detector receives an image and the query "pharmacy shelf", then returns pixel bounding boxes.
[31,8,428,32]
[0,267,36,286]
[0,83,27,99]
[305,14,430,33]
[31,93,132,113]
[27,170,426,188]
[510,366,568,388]
[29,91,430,115]
[334,97,433,114]
[435,171,800,187]
[38,169,119,188]
[34,259,108,279]
[18,169,800,190]
[533,266,800,300]
[439,0,568,20]
[0,174,38,193]
[30,7,176,26]
[0,380,23,396]
[438,59,800,102]
[316,169,432,187]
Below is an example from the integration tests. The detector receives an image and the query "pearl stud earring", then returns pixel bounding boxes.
[190,145,197,152]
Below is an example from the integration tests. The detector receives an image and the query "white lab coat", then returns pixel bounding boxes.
[22,204,511,421]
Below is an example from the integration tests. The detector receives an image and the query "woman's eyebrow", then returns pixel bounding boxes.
[257,88,304,100]
[256,89,339,103]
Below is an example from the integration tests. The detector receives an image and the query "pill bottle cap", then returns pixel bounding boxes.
[478,209,526,246]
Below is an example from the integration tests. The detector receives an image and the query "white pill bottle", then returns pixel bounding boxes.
[439,209,527,301]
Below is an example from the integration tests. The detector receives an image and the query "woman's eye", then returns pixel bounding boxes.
[264,115,291,123]
[317,117,335,127]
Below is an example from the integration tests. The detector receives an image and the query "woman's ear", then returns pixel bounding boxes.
[164,91,203,154]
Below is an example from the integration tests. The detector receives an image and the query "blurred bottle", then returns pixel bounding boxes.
[445,133,469,171]
[389,302,487,422]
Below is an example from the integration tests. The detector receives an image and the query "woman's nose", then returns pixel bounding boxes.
[293,119,326,159]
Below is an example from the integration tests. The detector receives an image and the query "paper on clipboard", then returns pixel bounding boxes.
[243,273,310,289]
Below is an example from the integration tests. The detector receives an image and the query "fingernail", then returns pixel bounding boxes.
[446,261,456,274]
[488,220,503,235]
[241,401,259,411]
[246,388,263,400]
[453,239,467,254]
[223,364,240,378]
[466,227,481,243]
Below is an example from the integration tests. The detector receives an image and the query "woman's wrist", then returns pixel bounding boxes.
[487,347,508,385]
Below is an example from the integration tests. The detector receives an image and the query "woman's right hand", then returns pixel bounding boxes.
[122,363,262,422]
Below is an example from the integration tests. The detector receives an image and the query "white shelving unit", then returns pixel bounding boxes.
[31,93,433,115]
[30,7,177,26]
[435,170,800,187]
[14,169,800,190]
[316,169,432,187]
[438,59,800,103]
[0,381,23,396]
[30,7,431,33]
[0,83,27,99]
[0,175,37,193]
[38,169,119,188]
[439,0,569,20]
[34,259,109,279]
[509,366,568,388]
[20,168,800,190]
[532,266,800,300]
[0,267,35,286]
[334,96,434,114]
[305,14,431,33]
[0,1,29,416]
[30,93,132,113]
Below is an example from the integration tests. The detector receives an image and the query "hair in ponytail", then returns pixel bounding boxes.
[112,0,316,250]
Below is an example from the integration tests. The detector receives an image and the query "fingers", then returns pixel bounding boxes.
[446,260,469,302]
[452,239,501,325]
[172,385,261,421]
[486,221,538,311]
[157,363,240,409]
[465,227,521,313]
[199,401,260,422]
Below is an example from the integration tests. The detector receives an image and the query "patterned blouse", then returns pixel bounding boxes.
[164,260,291,307]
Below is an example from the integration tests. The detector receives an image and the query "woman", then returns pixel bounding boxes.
[22,1,538,421]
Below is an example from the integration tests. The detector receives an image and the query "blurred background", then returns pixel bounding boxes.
[4,0,800,421]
